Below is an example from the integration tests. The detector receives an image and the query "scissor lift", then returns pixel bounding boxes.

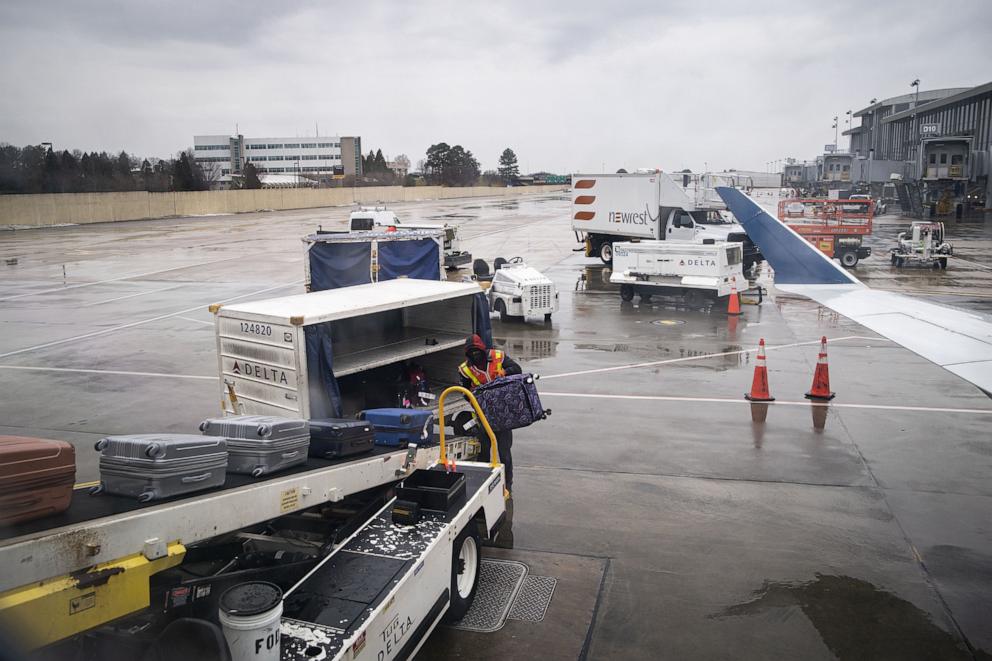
[777,198,874,267]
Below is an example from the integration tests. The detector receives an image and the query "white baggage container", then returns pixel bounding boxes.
[210,279,483,419]
[610,240,745,300]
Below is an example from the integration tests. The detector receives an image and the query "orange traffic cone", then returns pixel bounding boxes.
[727,278,742,316]
[805,336,836,400]
[745,338,775,402]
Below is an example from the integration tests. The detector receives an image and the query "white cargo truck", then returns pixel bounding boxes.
[610,240,746,303]
[571,172,762,270]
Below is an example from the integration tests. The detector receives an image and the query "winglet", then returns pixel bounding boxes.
[715,187,860,286]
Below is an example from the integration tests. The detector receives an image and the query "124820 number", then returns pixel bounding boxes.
[240,322,272,336]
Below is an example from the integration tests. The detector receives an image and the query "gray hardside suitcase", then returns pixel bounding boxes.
[94,434,228,502]
[199,415,310,477]
[199,415,309,442]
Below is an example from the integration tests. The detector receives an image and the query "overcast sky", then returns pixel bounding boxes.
[1,1,990,173]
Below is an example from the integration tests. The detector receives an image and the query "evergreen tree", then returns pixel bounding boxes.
[243,162,262,189]
[498,148,520,182]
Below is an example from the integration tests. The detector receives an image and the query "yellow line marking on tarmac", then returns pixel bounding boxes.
[540,391,992,415]
[0,280,300,359]
[74,481,100,490]
[541,336,888,380]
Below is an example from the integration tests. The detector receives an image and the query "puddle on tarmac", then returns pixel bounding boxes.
[712,574,981,660]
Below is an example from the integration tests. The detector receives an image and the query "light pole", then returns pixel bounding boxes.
[832,116,839,150]
[911,79,920,164]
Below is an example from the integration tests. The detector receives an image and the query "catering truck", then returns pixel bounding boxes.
[571,172,762,270]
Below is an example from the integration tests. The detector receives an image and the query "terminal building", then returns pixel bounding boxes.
[193,134,362,185]
[788,81,990,215]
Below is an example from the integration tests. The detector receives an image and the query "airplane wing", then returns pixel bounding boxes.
[716,186,992,396]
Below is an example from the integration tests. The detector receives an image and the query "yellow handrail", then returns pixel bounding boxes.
[437,386,499,468]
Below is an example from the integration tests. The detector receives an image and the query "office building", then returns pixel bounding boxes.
[193,134,363,185]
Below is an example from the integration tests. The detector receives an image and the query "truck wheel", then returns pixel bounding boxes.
[840,251,859,267]
[495,299,509,322]
[544,313,552,323]
[620,284,634,302]
[890,253,897,265]
[600,241,613,265]
[939,257,948,270]
[444,524,482,622]
[639,291,652,303]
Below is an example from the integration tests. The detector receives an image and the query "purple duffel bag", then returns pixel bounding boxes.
[472,373,551,433]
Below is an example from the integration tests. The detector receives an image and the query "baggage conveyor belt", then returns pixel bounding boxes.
[280,463,504,661]
[0,446,412,593]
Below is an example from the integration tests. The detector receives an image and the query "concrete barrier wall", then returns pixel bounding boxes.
[0,185,565,229]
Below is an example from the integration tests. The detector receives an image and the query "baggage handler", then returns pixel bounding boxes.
[458,334,520,548]
[458,334,521,492]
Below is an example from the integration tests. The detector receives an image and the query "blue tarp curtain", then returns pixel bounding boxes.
[308,241,373,292]
[377,239,441,281]
[305,324,343,419]
[473,292,493,348]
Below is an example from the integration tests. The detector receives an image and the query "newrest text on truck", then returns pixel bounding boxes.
[570,172,762,270]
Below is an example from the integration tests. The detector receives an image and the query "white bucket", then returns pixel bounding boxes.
[218,582,283,661]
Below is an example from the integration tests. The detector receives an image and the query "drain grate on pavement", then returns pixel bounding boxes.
[507,575,557,622]
[450,559,527,633]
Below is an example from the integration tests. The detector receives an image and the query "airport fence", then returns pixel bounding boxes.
[0,185,566,229]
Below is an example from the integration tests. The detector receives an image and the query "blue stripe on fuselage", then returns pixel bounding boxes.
[715,187,859,285]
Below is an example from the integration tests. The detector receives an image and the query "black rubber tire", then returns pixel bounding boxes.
[619,284,635,301]
[840,251,858,267]
[939,257,948,270]
[495,299,508,322]
[600,241,613,265]
[544,313,552,322]
[890,253,898,265]
[639,292,652,303]
[444,523,482,622]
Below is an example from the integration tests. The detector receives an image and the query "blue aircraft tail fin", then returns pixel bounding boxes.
[715,187,859,286]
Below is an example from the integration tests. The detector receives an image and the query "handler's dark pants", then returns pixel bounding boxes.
[479,428,513,491]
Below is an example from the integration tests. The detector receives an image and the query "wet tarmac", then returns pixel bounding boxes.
[1,194,991,659]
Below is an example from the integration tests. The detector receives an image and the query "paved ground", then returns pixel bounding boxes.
[1,194,991,659]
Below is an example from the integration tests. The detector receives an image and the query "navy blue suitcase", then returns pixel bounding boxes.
[360,408,435,447]
[473,373,551,433]
[309,419,375,459]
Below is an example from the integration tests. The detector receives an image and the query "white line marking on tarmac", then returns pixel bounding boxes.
[0,280,300,359]
[540,392,992,415]
[79,285,183,307]
[540,335,888,380]
[0,255,246,302]
[0,365,216,380]
[176,315,215,326]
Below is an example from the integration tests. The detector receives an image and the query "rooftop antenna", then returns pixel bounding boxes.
[315,121,319,137]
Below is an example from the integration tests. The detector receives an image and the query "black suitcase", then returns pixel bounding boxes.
[309,419,375,459]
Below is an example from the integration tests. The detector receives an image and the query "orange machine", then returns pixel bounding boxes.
[777,198,874,267]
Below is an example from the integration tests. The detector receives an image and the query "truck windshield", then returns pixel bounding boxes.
[695,211,732,225]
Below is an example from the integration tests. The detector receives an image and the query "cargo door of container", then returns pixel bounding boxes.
[215,316,306,417]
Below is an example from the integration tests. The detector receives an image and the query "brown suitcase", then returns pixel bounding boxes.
[0,436,76,526]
